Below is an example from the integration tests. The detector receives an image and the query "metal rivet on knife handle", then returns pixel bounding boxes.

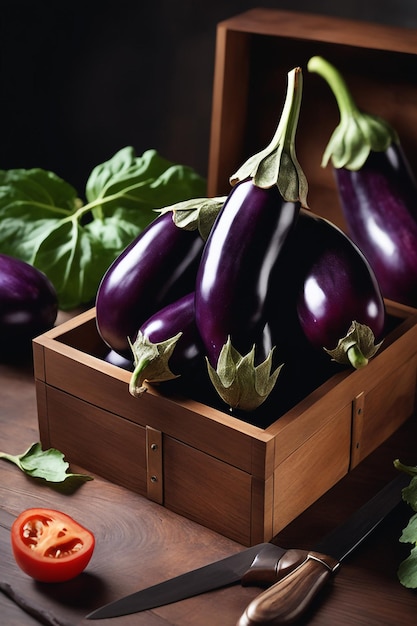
[236,552,339,626]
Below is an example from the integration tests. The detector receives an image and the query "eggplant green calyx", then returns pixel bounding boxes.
[307,56,398,171]
[206,337,284,412]
[230,67,308,208]
[158,196,227,241]
[324,320,383,369]
[128,331,182,397]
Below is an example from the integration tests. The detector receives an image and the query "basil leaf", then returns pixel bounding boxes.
[0,168,79,214]
[86,147,206,216]
[0,148,206,309]
[31,218,100,310]
[0,442,92,485]
[394,461,417,588]
[398,545,417,588]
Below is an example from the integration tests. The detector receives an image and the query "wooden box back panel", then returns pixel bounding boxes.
[207,9,417,230]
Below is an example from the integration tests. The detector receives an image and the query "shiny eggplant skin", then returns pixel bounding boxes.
[274,210,386,352]
[334,143,417,307]
[95,211,204,355]
[195,178,299,367]
[104,349,133,371]
[139,291,202,376]
[0,254,58,350]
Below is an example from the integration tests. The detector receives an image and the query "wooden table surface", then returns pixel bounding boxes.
[1,315,417,625]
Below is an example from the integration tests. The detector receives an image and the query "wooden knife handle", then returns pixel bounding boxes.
[236,552,340,626]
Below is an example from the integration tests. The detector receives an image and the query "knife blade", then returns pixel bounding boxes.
[86,472,408,621]
[86,542,291,619]
[237,471,409,626]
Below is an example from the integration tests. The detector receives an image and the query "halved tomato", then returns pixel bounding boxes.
[11,508,95,582]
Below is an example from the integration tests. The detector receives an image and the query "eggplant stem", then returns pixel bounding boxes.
[393,458,417,477]
[128,331,182,396]
[307,56,358,122]
[307,55,398,170]
[229,66,308,207]
[346,344,368,369]
[129,358,150,396]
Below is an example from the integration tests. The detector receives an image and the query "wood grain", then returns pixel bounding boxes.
[2,356,417,625]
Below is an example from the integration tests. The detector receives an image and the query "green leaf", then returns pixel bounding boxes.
[0,168,79,214]
[0,148,207,309]
[85,146,140,202]
[400,511,417,544]
[85,210,147,256]
[86,147,206,218]
[398,545,417,589]
[0,442,92,485]
[394,463,417,587]
[30,218,100,310]
[402,477,417,512]
[398,516,417,589]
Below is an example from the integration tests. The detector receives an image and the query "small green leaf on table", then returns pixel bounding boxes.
[0,442,93,486]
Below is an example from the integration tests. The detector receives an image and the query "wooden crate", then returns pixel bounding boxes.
[33,299,417,546]
[34,10,417,546]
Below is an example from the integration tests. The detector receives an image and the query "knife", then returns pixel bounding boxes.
[86,472,408,621]
[237,471,409,625]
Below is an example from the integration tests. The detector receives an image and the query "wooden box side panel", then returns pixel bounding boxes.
[269,310,417,465]
[272,403,352,534]
[351,356,417,467]
[207,10,417,230]
[36,321,274,475]
[44,386,148,494]
[163,437,253,545]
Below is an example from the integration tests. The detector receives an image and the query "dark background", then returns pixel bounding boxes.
[1,0,416,194]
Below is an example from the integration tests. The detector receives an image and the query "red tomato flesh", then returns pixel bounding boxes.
[11,508,95,582]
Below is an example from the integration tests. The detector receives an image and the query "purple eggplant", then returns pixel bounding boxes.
[0,254,58,352]
[104,349,134,371]
[308,55,417,307]
[269,210,386,369]
[196,180,298,363]
[95,209,205,356]
[335,145,417,306]
[128,292,203,396]
[195,67,307,411]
